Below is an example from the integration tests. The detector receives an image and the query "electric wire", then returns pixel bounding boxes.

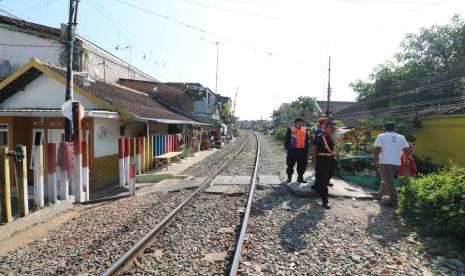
[114,0,274,57]
[180,0,285,20]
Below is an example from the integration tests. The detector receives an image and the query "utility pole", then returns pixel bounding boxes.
[232,87,238,124]
[65,0,79,142]
[215,42,219,94]
[325,56,331,118]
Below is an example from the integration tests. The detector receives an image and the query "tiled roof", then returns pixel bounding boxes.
[44,64,196,122]
[315,100,355,114]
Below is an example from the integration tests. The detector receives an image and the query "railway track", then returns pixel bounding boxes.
[103,131,260,275]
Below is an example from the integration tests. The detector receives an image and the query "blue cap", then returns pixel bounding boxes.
[324,121,336,127]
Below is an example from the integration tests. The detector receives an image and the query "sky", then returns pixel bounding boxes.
[1,0,464,120]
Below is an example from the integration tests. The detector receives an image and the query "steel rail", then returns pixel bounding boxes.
[102,132,251,276]
[229,131,260,276]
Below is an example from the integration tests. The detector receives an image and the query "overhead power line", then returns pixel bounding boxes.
[114,0,273,56]
[180,0,285,20]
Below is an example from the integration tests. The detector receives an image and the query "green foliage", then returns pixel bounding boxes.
[351,15,465,108]
[359,115,414,136]
[274,96,318,126]
[223,102,232,119]
[413,155,443,175]
[398,164,465,243]
[273,126,288,141]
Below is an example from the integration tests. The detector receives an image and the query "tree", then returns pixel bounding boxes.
[350,15,465,110]
[274,96,318,126]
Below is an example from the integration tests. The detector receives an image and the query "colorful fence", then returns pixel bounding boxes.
[153,134,180,156]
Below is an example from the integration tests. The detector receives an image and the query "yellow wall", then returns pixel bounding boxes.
[414,114,465,166]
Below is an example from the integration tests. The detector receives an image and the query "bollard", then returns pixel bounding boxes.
[136,137,141,175]
[124,137,130,186]
[74,138,83,203]
[149,136,154,169]
[82,141,89,202]
[0,148,12,223]
[141,137,145,173]
[118,138,125,187]
[17,146,28,216]
[47,143,58,204]
[33,145,44,208]
[129,163,136,195]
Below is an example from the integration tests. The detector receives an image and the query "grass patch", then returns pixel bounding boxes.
[136,174,184,183]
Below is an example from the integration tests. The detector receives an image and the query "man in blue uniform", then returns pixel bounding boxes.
[285,117,309,183]
[312,121,336,209]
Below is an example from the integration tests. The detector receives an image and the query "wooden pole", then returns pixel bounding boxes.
[0,148,12,223]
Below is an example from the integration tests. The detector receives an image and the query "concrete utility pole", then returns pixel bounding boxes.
[215,42,219,94]
[65,0,79,142]
[325,56,331,118]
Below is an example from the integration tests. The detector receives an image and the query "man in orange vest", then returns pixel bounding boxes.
[285,117,310,183]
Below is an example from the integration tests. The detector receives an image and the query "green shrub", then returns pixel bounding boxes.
[398,164,465,243]
[273,127,288,141]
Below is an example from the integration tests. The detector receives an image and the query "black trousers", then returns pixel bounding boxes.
[315,156,336,204]
[286,149,308,176]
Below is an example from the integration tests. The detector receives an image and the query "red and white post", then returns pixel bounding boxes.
[136,137,141,175]
[73,102,83,203]
[33,145,44,208]
[47,143,57,204]
[124,137,130,186]
[118,138,125,187]
[82,141,89,202]
[130,163,136,195]
[58,142,69,200]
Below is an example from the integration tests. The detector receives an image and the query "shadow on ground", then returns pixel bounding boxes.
[251,183,325,253]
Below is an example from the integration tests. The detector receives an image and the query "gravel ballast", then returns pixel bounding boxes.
[239,133,465,276]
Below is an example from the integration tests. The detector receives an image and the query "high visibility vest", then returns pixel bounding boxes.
[290,127,307,149]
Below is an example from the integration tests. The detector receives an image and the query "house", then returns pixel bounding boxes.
[0,15,156,83]
[0,58,202,189]
[118,79,222,126]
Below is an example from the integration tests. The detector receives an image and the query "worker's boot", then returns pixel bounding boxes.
[287,174,292,183]
[297,175,307,183]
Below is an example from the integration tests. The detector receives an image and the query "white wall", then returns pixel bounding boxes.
[81,39,156,83]
[0,74,99,109]
[0,29,63,79]
[94,117,120,158]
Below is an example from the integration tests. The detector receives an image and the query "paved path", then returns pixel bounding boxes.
[286,171,375,199]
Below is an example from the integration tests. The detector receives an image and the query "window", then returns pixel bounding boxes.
[0,124,8,147]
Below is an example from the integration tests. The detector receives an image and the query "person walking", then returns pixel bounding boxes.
[398,142,417,186]
[312,121,337,209]
[372,123,410,205]
[285,117,310,183]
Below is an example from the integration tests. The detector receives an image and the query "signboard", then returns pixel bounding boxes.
[61,100,84,121]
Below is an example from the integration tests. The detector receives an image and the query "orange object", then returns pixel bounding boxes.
[318,117,329,123]
[290,127,307,149]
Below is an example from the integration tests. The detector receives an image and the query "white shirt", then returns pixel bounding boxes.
[374,132,409,165]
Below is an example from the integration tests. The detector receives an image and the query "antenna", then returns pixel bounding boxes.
[326,56,331,117]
